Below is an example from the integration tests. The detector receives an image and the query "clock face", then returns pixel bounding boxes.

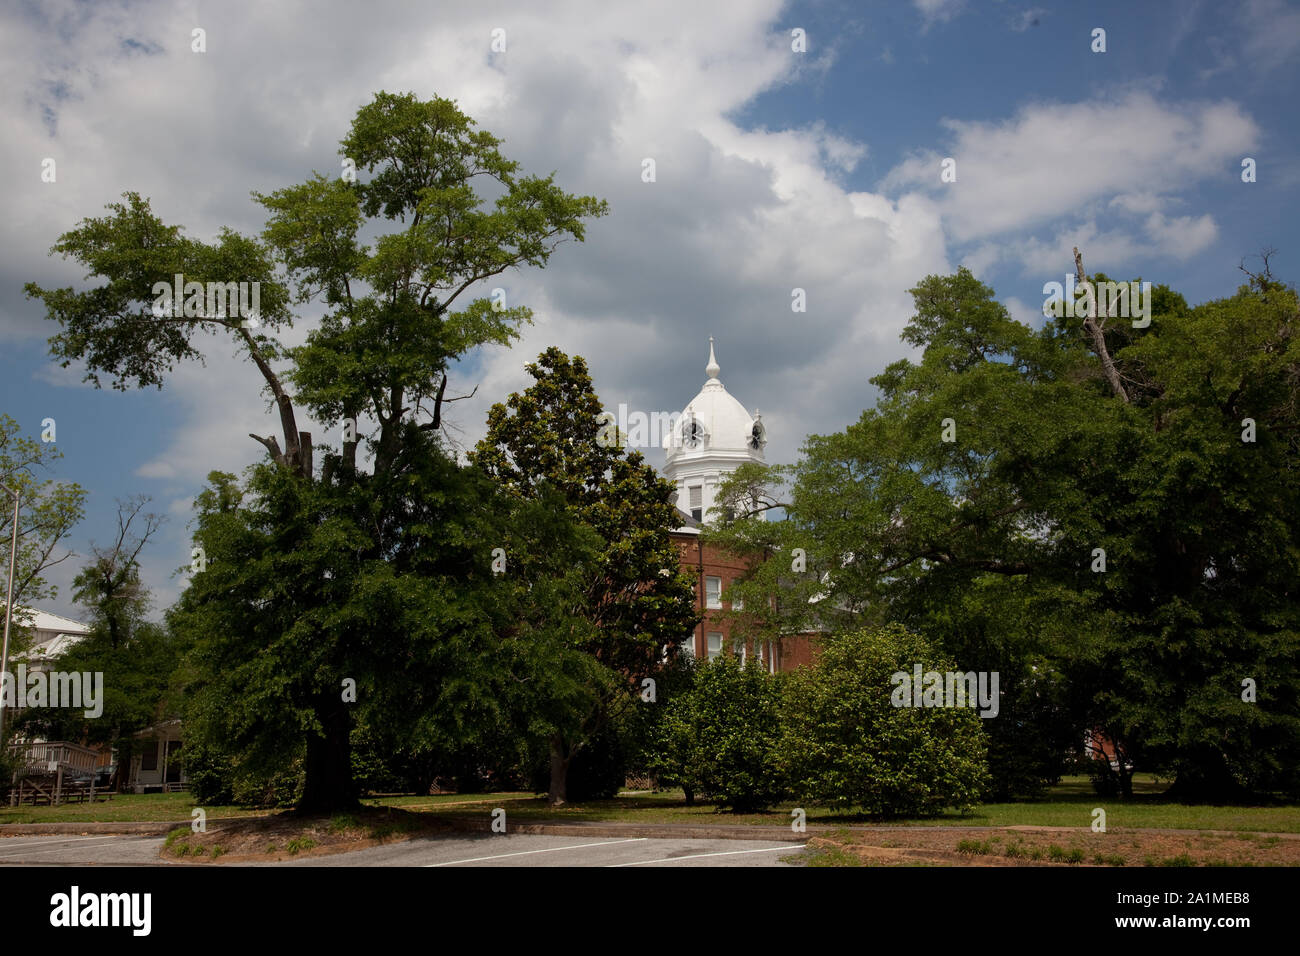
[682,419,703,448]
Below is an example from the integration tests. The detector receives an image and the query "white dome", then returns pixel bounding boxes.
[662,339,766,526]
[665,339,765,460]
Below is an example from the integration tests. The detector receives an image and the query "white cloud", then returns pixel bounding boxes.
[880,91,1259,266]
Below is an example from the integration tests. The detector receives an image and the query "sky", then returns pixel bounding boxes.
[1,0,1297,621]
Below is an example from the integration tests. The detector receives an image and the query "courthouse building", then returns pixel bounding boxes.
[662,340,816,671]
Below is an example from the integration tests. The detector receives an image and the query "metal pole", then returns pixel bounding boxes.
[0,481,20,745]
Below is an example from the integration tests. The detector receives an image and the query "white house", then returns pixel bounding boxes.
[127,719,187,793]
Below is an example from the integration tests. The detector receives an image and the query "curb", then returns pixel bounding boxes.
[0,816,267,837]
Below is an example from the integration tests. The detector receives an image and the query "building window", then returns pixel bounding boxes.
[679,634,695,658]
[689,485,703,522]
[731,590,743,611]
[707,632,723,660]
[705,576,721,609]
[737,638,746,666]
[140,742,158,772]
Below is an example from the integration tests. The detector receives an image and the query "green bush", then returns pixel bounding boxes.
[185,736,301,808]
[650,655,783,812]
[778,624,990,816]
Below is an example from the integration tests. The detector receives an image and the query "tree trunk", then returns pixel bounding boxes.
[298,696,357,813]
[1073,247,1130,403]
[683,785,694,806]
[548,735,571,806]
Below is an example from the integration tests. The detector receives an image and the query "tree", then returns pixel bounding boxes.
[778,624,989,816]
[710,259,1300,801]
[471,348,700,804]
[0,414,86,635]
[650,655,783,812]
[27,92,609,811]
[69,496,163,650]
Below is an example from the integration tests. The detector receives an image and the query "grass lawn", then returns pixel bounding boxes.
[0,791,260,824]
[6,777,1298,835]
[0,790,533,825]
[396,775,1300,834]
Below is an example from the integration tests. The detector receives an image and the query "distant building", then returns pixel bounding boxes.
[13,608,92,665]
[663,340,817,671]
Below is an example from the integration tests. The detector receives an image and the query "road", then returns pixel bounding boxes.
[0,832,806,867]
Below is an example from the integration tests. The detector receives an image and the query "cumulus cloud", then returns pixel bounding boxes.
[880,91,1257,274]
[0,0,1266,617]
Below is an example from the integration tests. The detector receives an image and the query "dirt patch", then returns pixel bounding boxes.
[804,827,1300,867]
[161,806,457,863]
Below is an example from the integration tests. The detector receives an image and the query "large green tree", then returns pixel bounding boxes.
[711,256,1300,800]
[471,348,700,804]
[27,92,608,811]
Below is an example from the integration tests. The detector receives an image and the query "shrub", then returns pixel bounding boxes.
[777,624,990,817]
[649,655,783,812]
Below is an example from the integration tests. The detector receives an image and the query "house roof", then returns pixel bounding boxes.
[15,608,92,636]
[6,607,92,660]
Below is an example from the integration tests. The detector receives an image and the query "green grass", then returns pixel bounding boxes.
[0,791,262,824]
[798,843,864,867]
[8,777,1298,835]
[399,776,1300,833]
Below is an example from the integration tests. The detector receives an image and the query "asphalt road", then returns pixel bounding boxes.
[0,834,167,865]
[0,833,806,867]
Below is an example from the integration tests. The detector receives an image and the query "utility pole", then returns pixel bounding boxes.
[0,481,20,743]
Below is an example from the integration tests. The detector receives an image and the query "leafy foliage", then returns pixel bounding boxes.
[651,655,784,812]
[779,625,989,815]
[710,263,1300,801]
[0,414,86,625]
[471,348,699,803]
[27,92,609,810]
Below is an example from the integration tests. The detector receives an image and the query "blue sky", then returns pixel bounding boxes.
[1,0,1297,620]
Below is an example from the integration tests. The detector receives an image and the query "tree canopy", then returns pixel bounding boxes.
[26,92,609,810]
[710,258,1300,800]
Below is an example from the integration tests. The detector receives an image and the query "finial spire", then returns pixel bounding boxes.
[705,337,720,381]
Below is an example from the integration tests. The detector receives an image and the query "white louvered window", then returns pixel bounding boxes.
[705,576,722,609]
[707,632,723,660]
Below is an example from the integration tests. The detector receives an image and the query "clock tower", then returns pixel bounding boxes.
[663,338,766,525]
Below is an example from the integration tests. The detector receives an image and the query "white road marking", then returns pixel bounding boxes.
[609,845,798,867]
[424,837,649,866]
[0,835,141,859]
